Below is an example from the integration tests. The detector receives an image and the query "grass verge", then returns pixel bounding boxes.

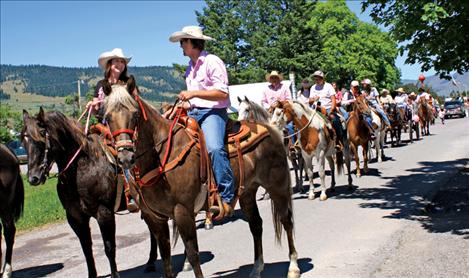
[17,176,66,232]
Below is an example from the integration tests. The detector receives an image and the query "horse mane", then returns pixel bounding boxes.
[104,85,139,116]
[242,98,270,122]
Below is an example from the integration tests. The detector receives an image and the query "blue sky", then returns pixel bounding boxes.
[1,1,434,80]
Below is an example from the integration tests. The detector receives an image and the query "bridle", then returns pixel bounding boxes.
[37,130,54,180]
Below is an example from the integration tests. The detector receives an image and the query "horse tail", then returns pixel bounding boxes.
[171,219,180,248]
[13,169,25,222]
[336,150,344,176]
[270,171,293,244]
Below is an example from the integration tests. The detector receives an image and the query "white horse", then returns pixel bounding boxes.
[270,101,352,200]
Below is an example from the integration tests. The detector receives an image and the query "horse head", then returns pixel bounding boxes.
[353,95,371,115]
[237,96,252,121]
[104,85,141,169]
[21,108,54,185]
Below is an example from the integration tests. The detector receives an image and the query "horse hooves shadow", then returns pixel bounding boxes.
[212,257,314,277]
[13,263,64,278]
[119,251,214,277]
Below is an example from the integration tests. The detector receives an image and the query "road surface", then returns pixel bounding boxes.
[7,117,469,277]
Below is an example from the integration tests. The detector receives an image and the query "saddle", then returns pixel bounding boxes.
[175,109,270,220]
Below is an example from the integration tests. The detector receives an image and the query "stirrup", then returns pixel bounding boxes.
[127,198,139,213]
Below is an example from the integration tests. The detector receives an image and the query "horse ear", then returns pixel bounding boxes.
[23,109,30,122]
[244,96,249,102]
[237,96,242,103]
[37,107,45,123]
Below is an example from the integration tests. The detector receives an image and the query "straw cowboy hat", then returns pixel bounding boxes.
[98,48,131,69]
[381,89,390,94]
[409,92,417,97]
[395,87,406,93]
[265,70,283,82]
[169,26,214,42]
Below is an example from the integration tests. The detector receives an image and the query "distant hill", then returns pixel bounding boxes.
[401,73,469,96]
[0,64,185,102]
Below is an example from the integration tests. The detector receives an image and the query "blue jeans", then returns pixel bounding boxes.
[371,103,391,126]
[285,122,296,143]
[338,106,349,121]
[188,107,235,203]
[326,108,344,142]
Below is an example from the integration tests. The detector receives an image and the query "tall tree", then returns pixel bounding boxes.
[196,0,320,84]
[363,0,469,77]
[307,0,400,88]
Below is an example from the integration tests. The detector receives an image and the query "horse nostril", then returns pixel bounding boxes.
[29,176,39,185]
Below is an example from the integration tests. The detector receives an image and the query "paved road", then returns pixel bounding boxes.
[8,117,469,277]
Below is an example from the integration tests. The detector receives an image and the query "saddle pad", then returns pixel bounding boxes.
[227,121,270,158]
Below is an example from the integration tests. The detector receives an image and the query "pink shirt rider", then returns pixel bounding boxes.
[261,83,292,109]
[185,51,230,109]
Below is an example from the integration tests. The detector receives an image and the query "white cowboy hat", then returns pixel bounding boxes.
[265,70,283,82]
[98,48,131,69]
[169,26,214,42]
[312,70,325,78]
[381,89,390,94]
[361,78,372,85]
[351,80,359,87]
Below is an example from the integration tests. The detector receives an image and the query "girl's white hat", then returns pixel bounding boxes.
[98,48,131,69]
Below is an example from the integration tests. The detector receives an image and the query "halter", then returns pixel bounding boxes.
[38,130,54,178]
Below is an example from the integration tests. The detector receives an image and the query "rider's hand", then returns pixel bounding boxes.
[85,99,100,111]
[178,90,196,101]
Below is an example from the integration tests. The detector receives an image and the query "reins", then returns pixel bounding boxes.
[283,113,316,139]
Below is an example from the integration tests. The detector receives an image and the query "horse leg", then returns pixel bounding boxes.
[375,131,382,162]
[1,217,15,278]
[142,217,158,273]
[304,156,315,200]
[239,190,264,278]
[350,143,361,177]
[173,204,203,278]
[318,150,328,201]
[343,144,353,188]
[66,212,97,278]
[380,131,386,161]
[267,193,300,278]
[0,221,2,276]
[96,206,118,278]
[363,143,369,174]
[327,155,335,193]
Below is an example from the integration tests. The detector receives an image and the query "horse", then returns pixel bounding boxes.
[385,103,403,146]
[237,96,306,193]
[346,100,372,177]
[21,108,158,278]
[0,144,24,278]
[103,85,300,278]
[354,95,386,162]
[270,100,353,201]
[418,98,433,136]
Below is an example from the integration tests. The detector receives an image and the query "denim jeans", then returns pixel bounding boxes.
[285,122,296,143]
[371,103,391,126]
[188,107,235,203]
[326,108,344,142]
[338,106,349,121]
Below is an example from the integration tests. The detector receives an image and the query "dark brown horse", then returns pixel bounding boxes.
[0,144,24,278]
[21,108,158,278]
[385,103,403,146]
[103,86,299,278]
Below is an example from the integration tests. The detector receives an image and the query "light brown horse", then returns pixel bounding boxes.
[346,98,371,177]
[103,86,300,278]
[418,98,433,136]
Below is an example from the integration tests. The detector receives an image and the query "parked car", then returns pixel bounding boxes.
[444,101,466,119]
[6,140,28,164]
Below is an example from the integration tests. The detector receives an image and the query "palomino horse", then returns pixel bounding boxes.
[237,96,306,192]
[418,98,433,136]
[270,100,352,201]
[354,95,386,162]
[0,144,24,278]
[103,86,299,278]
[22,109,158,277]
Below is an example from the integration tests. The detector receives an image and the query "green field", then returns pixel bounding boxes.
[17,176,66,232]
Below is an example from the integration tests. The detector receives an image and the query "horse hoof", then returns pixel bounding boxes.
[287,268,300,278]
[143,263,156,273]
[205,222,213,230]
[2,264,12,278]
[308,192,315,200]
[183,261,193,272]
[320,194,328,201]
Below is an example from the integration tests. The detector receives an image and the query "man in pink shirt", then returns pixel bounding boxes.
[170,26,234,217]
[261,70,292,109]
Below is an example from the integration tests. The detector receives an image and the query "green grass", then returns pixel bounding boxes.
[17,176,66,232]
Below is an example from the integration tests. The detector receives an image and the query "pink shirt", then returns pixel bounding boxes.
[185,51,230,109]
[261,83,292,109]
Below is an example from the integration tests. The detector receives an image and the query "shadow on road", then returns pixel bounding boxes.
[212,257,313,277]
[333,158,469,238]
[14,263,64,277]
[119,251,214,277]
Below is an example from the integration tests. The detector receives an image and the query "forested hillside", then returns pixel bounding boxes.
[0,64,185,102]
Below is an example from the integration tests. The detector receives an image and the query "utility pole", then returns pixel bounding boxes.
[77,80,81,110]
[289,71,296,99]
